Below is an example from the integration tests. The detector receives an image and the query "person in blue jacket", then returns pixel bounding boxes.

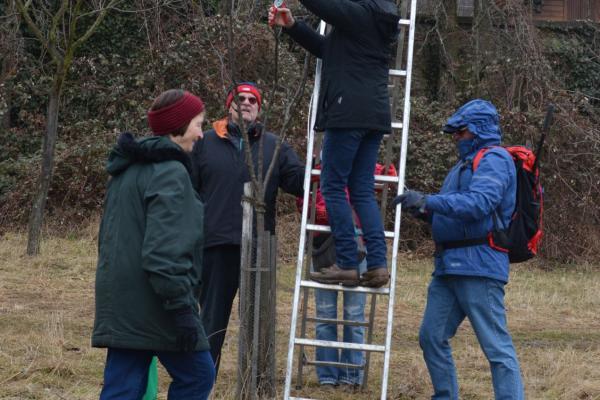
[394,99,525,400]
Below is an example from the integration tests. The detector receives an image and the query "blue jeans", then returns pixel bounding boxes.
[99,348,215,400]
[320,129,386,270]
[419,276,524,400]
[315,260,367,385]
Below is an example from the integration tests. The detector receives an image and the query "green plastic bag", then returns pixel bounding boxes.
[142,357,158,400]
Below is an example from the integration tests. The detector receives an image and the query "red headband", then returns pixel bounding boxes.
[225,84,262,111]
[147,92,205,136]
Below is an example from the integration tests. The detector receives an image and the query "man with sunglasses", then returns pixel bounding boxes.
[269,0,400,287]
[191,82,304,377]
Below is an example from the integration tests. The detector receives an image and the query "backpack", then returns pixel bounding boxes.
[311,233,366,271]
[471,145,544,263]
[437,105,553,263]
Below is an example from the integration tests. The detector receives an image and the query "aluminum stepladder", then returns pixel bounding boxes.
[284,0,418,398]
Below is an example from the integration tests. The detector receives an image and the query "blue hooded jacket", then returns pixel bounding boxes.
[425,99,516,282]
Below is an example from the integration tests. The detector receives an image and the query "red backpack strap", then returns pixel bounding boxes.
[472,147,491,171]
[472,145,506,171]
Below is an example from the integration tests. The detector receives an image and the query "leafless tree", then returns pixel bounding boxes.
[222,2,311,398]
[15,0,122,255]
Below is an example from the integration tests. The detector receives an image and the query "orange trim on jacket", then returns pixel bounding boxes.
[212,117,229,138]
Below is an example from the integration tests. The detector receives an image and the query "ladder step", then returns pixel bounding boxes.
[310,169,400,183]
[389,68,407,77]
[305,360,365,369]
[306,223,330,233]
[399,18,411,26]
[306,316,370,327]
[300,280,390,295]
[295,338,386,352]
[306,224,395,239]
[375,174,400,183]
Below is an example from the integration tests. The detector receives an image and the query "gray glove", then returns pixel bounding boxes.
[392,190,427,218]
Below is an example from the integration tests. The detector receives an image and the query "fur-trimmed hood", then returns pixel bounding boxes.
[106,132,192,176]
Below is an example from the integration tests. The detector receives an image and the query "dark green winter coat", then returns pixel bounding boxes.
[92,133,209,352]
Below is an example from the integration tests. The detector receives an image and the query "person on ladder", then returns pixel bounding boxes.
[393,99,525,399]
[269,0,400,288]
[298,161,397,391]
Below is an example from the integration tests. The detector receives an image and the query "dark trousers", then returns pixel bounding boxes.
[99,348,215,400]
[199,244,241,377]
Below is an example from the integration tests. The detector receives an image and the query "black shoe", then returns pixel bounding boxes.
[310,264,360,286]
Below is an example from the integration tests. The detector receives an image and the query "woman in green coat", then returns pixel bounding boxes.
[92,89,215,399]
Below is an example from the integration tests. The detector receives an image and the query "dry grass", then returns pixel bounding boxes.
[1,230,599,400]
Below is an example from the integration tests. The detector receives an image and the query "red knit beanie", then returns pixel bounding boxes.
[225,83,262,111]
[147,91,205,136]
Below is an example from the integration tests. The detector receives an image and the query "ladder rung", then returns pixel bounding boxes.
[306,316,370,327]
[295,338,386,352]
[389,68,407,77]
[306,224,395,239]
[391,121,403,129]
[306,223,330,233]
[310,169,400,184]
[399,18,411,26]
[374,174,400,183]
[305,360,365,369]
[300,280,390,295]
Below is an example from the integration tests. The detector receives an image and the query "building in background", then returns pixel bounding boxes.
[417,0,600,23]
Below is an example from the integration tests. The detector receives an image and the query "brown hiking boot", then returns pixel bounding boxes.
[310,264,360,286]
[359,267,389,288]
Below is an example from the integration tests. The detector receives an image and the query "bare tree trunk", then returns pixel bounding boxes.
[233,11,310,398]
[16,0,117,255]
[250,212,265,400]
[238,181,277,399]
[238,183,254,398]
[257,233,277,397]
[26,75,62,255]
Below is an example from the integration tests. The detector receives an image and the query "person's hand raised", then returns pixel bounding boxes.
[268,6,295,29]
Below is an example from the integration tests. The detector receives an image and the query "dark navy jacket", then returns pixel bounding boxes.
[284,0,399,133]
[425,116,517,283]
[191,119,304,248]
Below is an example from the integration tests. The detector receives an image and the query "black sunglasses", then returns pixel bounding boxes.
[238,95,258,105]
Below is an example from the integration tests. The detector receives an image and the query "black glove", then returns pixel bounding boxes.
[392,190,427,218]
[170,306,199,352]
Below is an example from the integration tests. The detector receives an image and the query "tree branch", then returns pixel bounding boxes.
[262,52,310,193]
[49,0,69,53]
[14,0,61,64]
[71,0,120,52]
